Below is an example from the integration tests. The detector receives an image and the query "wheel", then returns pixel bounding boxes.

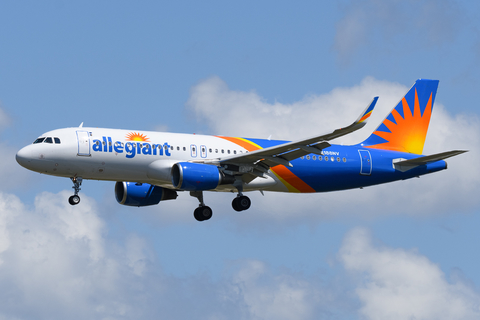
[232,197,242,212]
[238,196,251,211]
[194,206,213,221]
[232,196,251,211]
[68,195,80,205]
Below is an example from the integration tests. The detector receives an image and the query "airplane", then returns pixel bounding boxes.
[16,79,466,221]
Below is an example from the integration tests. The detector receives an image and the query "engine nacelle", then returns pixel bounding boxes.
[115,182,177,207]
[172,162,234,191]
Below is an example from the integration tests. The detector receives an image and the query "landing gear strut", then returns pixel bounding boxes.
[232,180,251,212]
[190,191,213,221]
[69,177,82,205]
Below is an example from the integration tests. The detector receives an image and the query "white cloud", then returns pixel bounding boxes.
[1,188,478,319]
[0,104,10,130]
[339,227,480,320]
[0,189,348,319]
[185,76,480,224]
[333,0,461,62]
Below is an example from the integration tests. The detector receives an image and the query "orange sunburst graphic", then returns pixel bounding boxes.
[125,132,150,142]
[367,89,432,154]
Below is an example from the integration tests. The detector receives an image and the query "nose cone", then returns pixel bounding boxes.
[16,146,32,168]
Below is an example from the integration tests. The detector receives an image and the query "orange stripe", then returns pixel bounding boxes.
[270,165,316,193]
[359,111,372,123]
[215,136,261,152]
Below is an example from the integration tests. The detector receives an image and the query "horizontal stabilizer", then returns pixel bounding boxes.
[393,150,467,172]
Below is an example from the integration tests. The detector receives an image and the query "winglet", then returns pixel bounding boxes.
[79,122,84,128]
[355,97,378,125]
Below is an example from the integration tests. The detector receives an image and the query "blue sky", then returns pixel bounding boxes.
[1,1,480,319]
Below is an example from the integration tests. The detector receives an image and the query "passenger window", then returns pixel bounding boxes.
[177,146,180,151]
[215,149,218,153]
[324,156,328,161]
[54,137,61,144]
[209,148,212,153]
[234,150,237,154]
[227,150,230,154]
[183,147,186,151]
[45,137,53,144]
[306,155,310,160]
[312,155,316,160]
[171,146,173,150]
[221,149,224,154]
[33,137,45,144]
[337,157,340,162]
[343,157,347,162]
[319,156,322,161]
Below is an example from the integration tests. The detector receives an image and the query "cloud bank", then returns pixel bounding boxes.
[340,227,480,320]
[0,190,478,319]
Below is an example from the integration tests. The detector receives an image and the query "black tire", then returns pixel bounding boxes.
[194,206,213,221]
[232,197,242,212]
[238,196,251,211]
[68,195,80,206]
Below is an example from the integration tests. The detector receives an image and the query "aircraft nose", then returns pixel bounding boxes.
[16,146,32,168]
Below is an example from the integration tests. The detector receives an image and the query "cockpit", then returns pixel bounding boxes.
[33,137,61,144]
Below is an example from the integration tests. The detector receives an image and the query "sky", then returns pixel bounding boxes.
[1,0,480,319]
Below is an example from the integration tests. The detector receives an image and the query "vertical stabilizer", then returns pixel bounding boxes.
[361,79,439,154]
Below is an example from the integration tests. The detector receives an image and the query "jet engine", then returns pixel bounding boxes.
[172,162,235,191]
[115,181,177,207]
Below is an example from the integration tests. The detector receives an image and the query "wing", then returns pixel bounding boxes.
[202,97,378,179]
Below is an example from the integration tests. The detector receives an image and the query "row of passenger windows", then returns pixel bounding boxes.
[301,155,347,162]
[96,140,246,155]
[33,137,61,144]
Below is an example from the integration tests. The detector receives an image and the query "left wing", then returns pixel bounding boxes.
[202,97,378,178]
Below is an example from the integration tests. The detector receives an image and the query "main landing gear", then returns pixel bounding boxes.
[232,180,251,212]
[232,195,251,211]
[68,177,82,205]
[189,184,252,222]
[190,191,213,222]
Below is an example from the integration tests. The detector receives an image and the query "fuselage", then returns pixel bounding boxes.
[16,127,447,193]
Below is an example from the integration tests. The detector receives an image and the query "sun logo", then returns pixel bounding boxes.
[125,132,150,142]
[368,88,433,155]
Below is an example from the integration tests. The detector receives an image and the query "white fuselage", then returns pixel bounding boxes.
[16,127,281,192]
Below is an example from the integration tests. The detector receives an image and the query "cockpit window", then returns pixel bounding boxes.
[44,137,53,144]
[54,137,61,144]
[33,137,45,144]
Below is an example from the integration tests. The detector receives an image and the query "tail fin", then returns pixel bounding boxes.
[361,79,439,155]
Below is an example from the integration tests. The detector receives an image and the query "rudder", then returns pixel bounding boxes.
[360,79,439,155]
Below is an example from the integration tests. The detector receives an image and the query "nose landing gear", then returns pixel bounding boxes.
[68,177,82,205]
